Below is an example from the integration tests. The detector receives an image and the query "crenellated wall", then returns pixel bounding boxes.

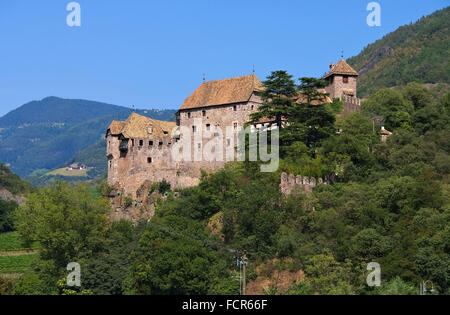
[280,172,333,195]
[342,95,361,116]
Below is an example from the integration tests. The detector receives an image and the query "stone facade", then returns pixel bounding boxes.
[106,62,360,211]
[324,59,361,117]
[106,75,264,200]
[280,172,334,195]
[325,75,358,99]
[178,93,263,170]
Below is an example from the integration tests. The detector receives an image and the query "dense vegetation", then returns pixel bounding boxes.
[0,96,176,179]
[348,6,449,97]
[0,163,33,233]
[3,71,449,295]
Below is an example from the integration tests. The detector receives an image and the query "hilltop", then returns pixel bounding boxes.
[348,6,450,97]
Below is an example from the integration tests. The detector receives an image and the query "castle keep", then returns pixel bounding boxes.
[106,60,360,201]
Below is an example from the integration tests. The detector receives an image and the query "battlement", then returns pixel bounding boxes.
[280,172,333,195]
[341,95,361,116]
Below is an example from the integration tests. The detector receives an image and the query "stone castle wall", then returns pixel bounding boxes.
[107,133,200,198]
[280,172,333,195]
[342,95,361,116]
[178,93,262,165]
[106,93,262,199]
[325,75,357,99]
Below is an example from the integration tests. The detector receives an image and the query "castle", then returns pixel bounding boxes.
[106,60,360,202]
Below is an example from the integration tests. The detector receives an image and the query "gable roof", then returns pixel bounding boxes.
[179,74,264,111]
[107,121,125,135]
[324,59,359,79]
[108,113,177,139]
[295,89,332,104]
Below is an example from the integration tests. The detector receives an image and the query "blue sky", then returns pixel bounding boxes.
[0,0,448,116]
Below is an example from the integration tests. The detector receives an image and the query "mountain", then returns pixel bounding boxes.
[348,6,450,97]
[0,97,177,179]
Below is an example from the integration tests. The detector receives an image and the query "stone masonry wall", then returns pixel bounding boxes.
[280,172,332,195]
[325,75,357,99]
[178,92,262,174]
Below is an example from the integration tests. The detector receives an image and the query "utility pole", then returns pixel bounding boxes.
[420,280,436,295]
[242,252,247,295]
[236,252,249,295]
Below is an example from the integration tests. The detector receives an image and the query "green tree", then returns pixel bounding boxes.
[250,70,297,129]
[375,277,416,295]
[304,251,356,295]
[124,216,231,295]
[0,200,17,233]
[362,88,414,130]
[284,78,335,150]
[15,181,110,269]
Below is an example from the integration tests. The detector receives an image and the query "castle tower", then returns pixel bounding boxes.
[324,59,359,99]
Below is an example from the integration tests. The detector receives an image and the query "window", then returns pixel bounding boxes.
[234,122,238,130]
[147,157,152,164]
[163,131,169,135]
[109,161,112,169]
[206,124,211,131]
[131,139,135,146]
[139,140,143,146]
[343,76,349,84]
[159,141,163,146]
[188,112,191,118]
[202,110,206,117]
[192,125,197,133]
[233,105,237,111]
[198,143,201,151]
[251,105,254,111]
[149,141,153,146]
[227,139,231,147]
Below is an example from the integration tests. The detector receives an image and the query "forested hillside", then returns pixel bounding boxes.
[0,163,33,234]
[348,6,449,97]
[0,97,176,179]
[5,73,449,295]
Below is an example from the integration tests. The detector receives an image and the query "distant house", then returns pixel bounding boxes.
[66,164,87,171]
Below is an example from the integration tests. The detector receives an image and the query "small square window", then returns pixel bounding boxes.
[159,141,163,146]
[149,141,153,146]
[147,157,152,164]
[343,76,349,83]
